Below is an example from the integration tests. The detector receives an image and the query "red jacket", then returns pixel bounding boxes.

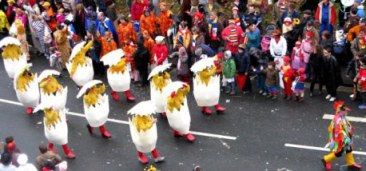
[358,67,366,90]
[315,1,336,25]
[153,44,168,65]
[131,1,149,21]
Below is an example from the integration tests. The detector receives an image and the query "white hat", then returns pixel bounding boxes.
[17,154,28,166]
[155,36,165,43]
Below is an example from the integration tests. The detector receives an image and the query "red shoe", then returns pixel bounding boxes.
[173,130,184,137]
[111,91,119,101]
[26,107,33,115]
[186,133,196,142]
[99,125,112,139]
[321,159,331,171]
[125,90,135,102]
[214,104,225,113]
[62,144,75,159]
[348,163,362,169]
[151,148,165,163]
[138,152,149,164]
[201,107,212,115]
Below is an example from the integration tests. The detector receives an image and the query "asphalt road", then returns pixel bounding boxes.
[1,53,366,171]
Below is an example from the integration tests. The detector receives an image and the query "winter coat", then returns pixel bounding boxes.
[234,51,250,74]
[153,44,168,65]
[315,1,336,25]
[246,28,261,49]
[131,1,149,21]
[263,68,279,87]
[35,151,62,170]
[222,58,236,79]
[351,37,366,57]
[221,26,244,54]
[323,55,342,87]
[134,43,150,72]
[347,25,363,42]
[270,36,287,58]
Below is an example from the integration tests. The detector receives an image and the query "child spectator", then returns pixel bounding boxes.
[235,45,250,94]
[291,41,305,72]
[223,50,236,95]
[261,61,279,100]
[0,152,16,170]
[171,47,191,85]
[356,57,366,109]
[281,56,294,101]
[293,68,306,102]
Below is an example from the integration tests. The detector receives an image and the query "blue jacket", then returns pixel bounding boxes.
[246,28,261,49]
[234,51,250,74]
[97,17,118,43]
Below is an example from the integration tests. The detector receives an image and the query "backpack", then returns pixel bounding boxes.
[261,35,271,52]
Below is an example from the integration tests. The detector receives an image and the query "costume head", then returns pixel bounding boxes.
[333,101,351,114]
[128,101,156,133]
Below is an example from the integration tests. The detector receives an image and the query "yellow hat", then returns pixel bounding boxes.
[7,0,15,4]
[42,1,51,7]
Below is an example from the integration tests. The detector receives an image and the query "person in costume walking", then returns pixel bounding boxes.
[322,101,362,171]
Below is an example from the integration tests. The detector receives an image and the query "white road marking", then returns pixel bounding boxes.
[0,98,237,140]
[323,114,366,123]
[285,143,366,156]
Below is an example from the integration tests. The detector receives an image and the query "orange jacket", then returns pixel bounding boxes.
[140,14,158,37]
[117,22,137,46]
[347,25,362,42]
[143,36,155,63]
[157,10,173,36]
[100,38,117,58]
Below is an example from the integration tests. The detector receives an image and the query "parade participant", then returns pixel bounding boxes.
[100,31,118,57]
[122,40,138,82]
[163,81,195,142]
[127,101,165,164]
[77,80,112,139]
[0,36,27,79]
[66,41,94,88]
[13,20,29,61]
[13,63,40,115]
[148,63,172,116]
[101,49,136,102]
[293,68,306,102]
[117,15,137,46]
[221,19,244,55]
[38,70,68,110]
[142,30,155,64]
[134,42,150,87]
[153,36,168,66]
[191,57,225,115]
[33,103,75,159]
[281,56,293,101]
[322,101,362,170]
[5,0,17,25]
[173,21,192,50]
[356,57,366,109]
[140,8,158,38]
[54,24,71,69]
[41,1,57,31]
[157,2,173,36]
[0,9,10,39]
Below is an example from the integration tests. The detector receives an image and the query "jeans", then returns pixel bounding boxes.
[226,82,236,94]
[320,23,333,37]
[257,73,266,92]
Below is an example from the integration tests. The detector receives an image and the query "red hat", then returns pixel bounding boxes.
[297,68,305,74]
[306,31,314,38]
[283,56,291,63]
[194,12,204,20]
[333,101,351,112]
[55,51,61,57]
[216,52,223,59]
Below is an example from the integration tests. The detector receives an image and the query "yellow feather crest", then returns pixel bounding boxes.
[16,70,35,92]
[44,108,61,129]
[197,66,216,86]
[132,115,154,132]
[2,44,22,60]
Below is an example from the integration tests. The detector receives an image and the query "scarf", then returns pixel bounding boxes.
[208,18,218,40]
[229,28,238,43]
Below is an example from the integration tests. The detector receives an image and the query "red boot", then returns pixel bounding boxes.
[124,90,135,102]
[321,159,331,171]
[48,143,56,154]
[111,91,119,101]
[214,104,225,113]
[86,124,94,134]
[138,151,149,164]
[99,125,112,139]
[173,130,184,137]
[62,144,75,159]
[201,107,212,115]
[151,148,165,163]
[186,133,196,142]
[26,107,33,115]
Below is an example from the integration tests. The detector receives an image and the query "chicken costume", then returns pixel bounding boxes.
[38,70,68,110]
[33,103,75,159]
[101,49,135,102]
[66,41,94,87]
[13,63,40,114]
[322,101,362,170]
[128,101,165,164]
[77,80,112,139]
[163,81,195,142]
[191,58,225,115]
[148,63,172,115]
[0,36,27,79]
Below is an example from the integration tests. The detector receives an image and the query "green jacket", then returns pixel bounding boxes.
[223,58,236,78]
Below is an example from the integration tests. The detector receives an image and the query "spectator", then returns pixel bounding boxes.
[280,3,300,26]
[301,31,316,71]
[131,0,148,21]
[0,152,16,171]
[309,46,325,97]
[134,41,150,87]
[35,144,62,170]
[207,12,223,50]
[85,6,98,32]
[73,2,86,38]
[173,21,192,49]
[192,12,207,36]
[171,47,191,84]
[315,0,336,35]
[140,8,158,38]
[231,7,240,27]
[190,26,205,55]
[56,8,64,24]
[299,10,313,34]
[273,0,287,25]
[97,11,118,44]
[291,41,304,72]
[320,30,333,49]
[14,20,30,61]
[302,20,320,43]
[323,46,342,102]
[245,23,261,50]
[15,154,37,171]
[153,36,168,66]
[14,8,26,27]
[293,68,306,102]
[204,0,222,20]
[222,50,236,95]
[280,56,293,101]
[235,44,250,94]
[242,4,262,29]
[269,29,287,69]
[343,7,360,33]
[117,15,137,46]
[86,26,104,76]
[356,57,366,109]
[262,61,279,100]
[41,1,56,31]
[221,19,244,55]
[354,0,364,18]
[5,0,17,25]
[347,18,366,43]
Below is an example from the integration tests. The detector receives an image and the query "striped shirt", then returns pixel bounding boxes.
[31,20,45,33]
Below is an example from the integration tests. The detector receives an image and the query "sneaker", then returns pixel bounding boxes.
[329,97,336,102]
[259,90,263,94]
[309,92,313,97]
[325,95,331,100]
[262,92,267,96]
[358,104,366,110]
[350,94,355,98]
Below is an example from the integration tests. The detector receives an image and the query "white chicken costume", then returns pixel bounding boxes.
[191,58,225,115]
[148,63,172,115]
[66,41,94,87]
[0,36,27,79]
[76,80,112,139]
[38,70,68,110]
[128,101,165,164]
[100,49,135,102]
[163,81,195,142]
[13,63,40,114]
[33,103,75,159]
